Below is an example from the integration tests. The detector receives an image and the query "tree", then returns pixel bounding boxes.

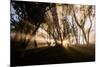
[72,5,95,45]
[11,1,51,50]
[44,4,72,47]
[73,5,88,45]
[87,5,95,44]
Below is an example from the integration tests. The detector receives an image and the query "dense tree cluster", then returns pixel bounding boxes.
[11,1,95,49]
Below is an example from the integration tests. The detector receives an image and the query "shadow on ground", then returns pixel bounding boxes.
[11,44,95,66]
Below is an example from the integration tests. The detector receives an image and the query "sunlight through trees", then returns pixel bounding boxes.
[11,1,95,49]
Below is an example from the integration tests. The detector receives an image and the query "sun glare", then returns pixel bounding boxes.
[62,40,69,48]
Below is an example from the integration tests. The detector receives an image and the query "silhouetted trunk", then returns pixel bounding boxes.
[34,40,37,48]
[73,11,88,45]
[87,16,92,45]
[81,29,89,45]
[72,16,78,45]
[26,23,41,48]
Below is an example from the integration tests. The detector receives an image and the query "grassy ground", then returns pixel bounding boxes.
[11,44,95,66]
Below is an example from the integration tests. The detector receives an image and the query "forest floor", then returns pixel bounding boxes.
[11,44,95,66]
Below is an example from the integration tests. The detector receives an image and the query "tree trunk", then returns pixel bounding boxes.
[87,15,92,45]
[82,29,89,45]
[73,10,89,45]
